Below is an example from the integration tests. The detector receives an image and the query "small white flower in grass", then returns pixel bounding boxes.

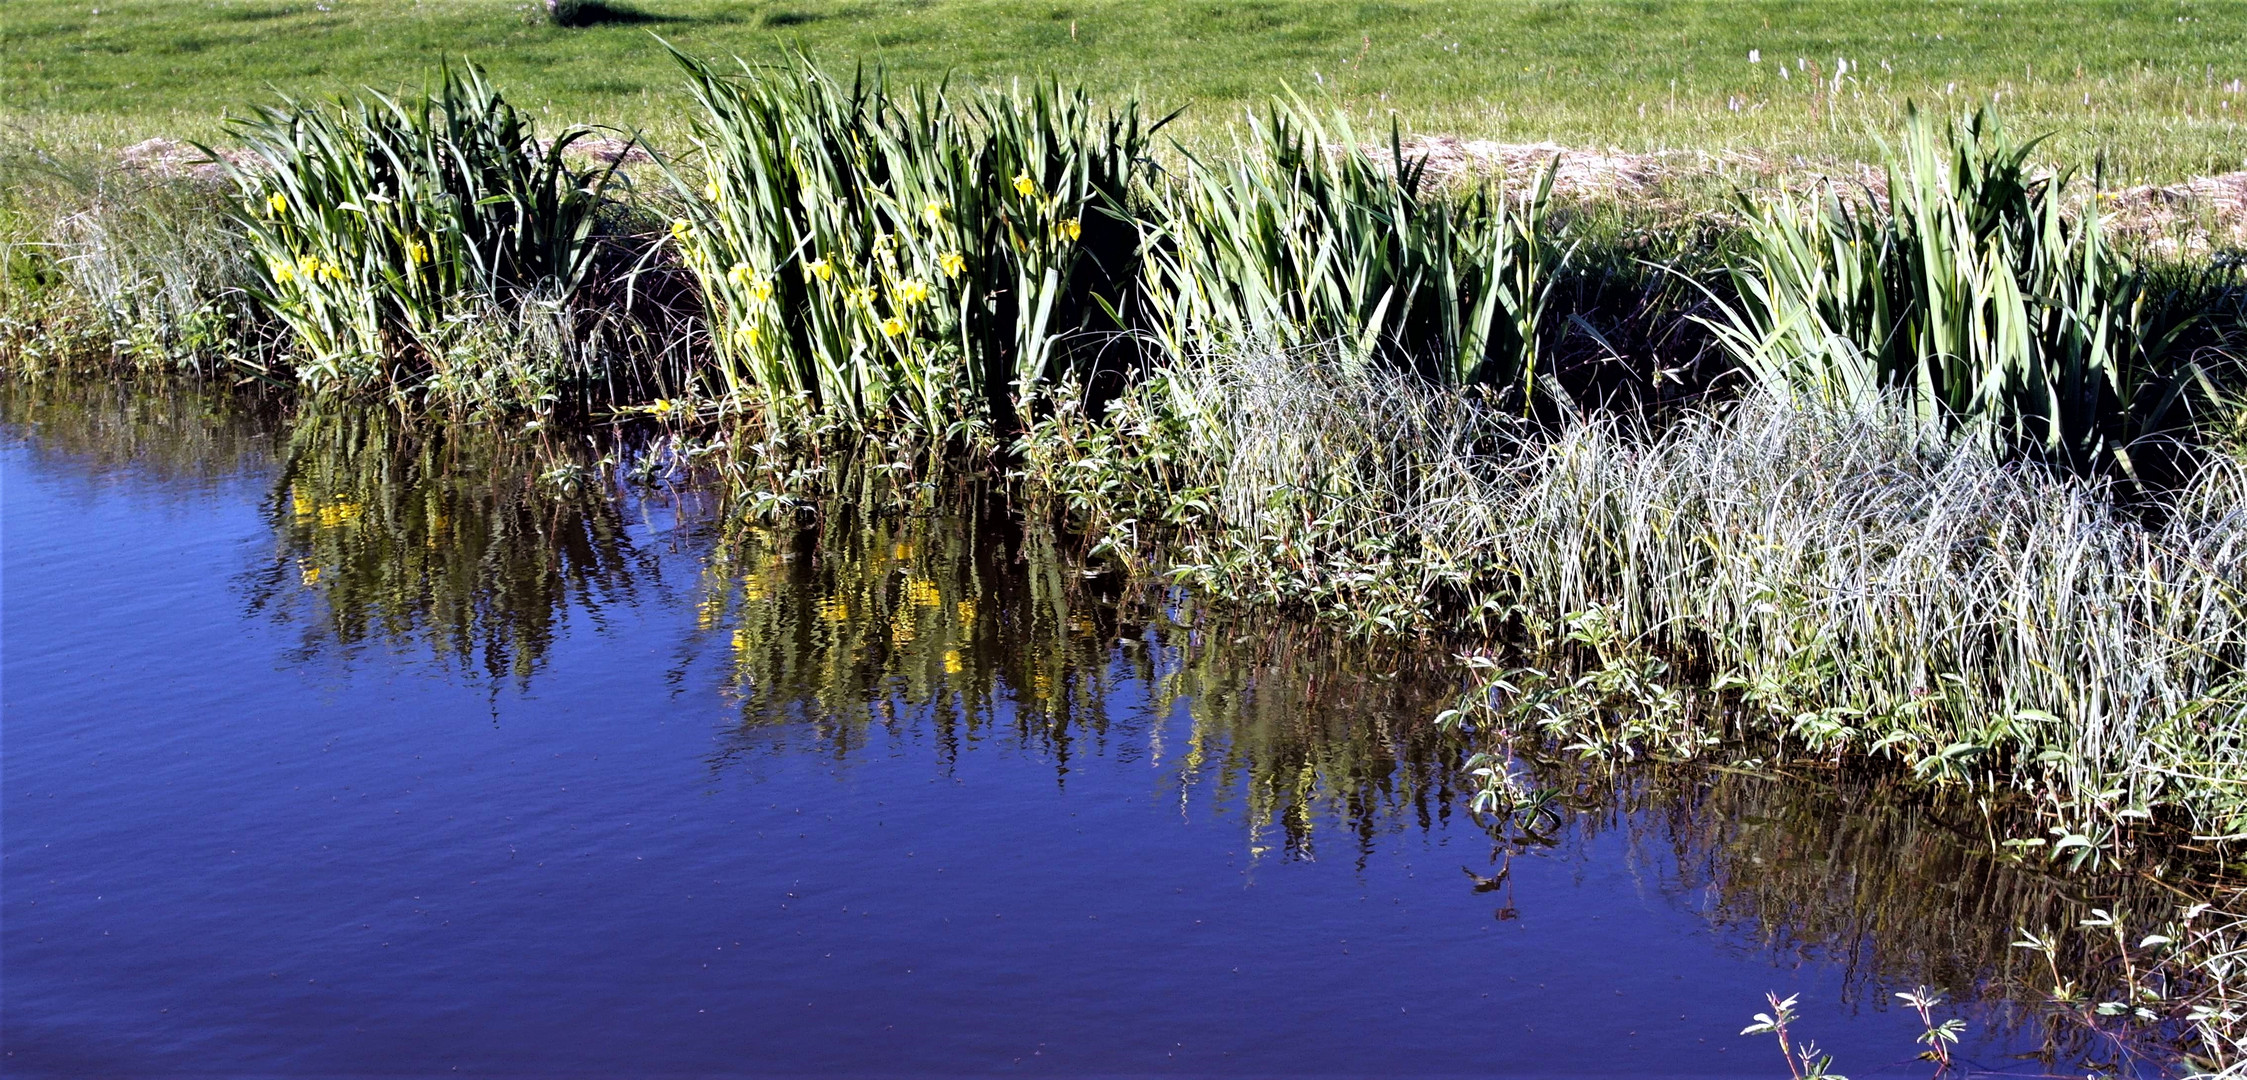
[1749,49,1760,64]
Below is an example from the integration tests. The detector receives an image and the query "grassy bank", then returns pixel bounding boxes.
[7,0,2247,179]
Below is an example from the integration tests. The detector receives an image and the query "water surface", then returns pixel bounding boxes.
[1,381,2175,1077]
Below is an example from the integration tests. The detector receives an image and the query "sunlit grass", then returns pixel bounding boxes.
[6,0,2247,180]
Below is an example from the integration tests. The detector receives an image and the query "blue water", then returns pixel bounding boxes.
[0,390,2128,1077]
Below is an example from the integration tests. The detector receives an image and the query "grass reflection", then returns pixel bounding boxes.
[242,404,684,683]
[1525,759,2215,1068]
[697,498,1472,867]
[0,373,279,481]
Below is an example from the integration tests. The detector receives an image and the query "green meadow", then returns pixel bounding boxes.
[5,0,2246,178]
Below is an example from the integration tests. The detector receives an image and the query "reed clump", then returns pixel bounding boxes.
[1706,106,2227,482]
[207,63,693,411]
[665,49,1162,435]
[1137,102,1561,399]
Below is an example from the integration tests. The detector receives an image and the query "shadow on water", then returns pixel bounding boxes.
[0,374,2217,1075]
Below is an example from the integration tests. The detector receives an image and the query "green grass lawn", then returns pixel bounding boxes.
[5,0,2246,180]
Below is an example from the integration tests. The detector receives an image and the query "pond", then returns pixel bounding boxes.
[0,379,2186,1077]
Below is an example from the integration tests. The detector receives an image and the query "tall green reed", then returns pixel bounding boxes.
[1705,105,2205,478]
[1140,99,1563,402]
[665,48,1163,434]
[215,63,627,392]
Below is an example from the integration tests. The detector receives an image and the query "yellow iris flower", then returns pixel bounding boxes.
[880,316,908,338]
[938,251,965,278]
[1013,173,1037,198]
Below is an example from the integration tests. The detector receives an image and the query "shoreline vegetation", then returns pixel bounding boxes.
[7,30,2247,1072]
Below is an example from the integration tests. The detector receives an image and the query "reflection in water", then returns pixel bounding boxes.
[0,374,280,483]
[241,405,708,682]
[1578,763,2199,1069]
[689,492,2204,1069]
[3,376,2214,1075]
[694,502,1471,868]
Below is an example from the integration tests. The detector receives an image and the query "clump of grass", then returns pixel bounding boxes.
[665,48,1164,434]
[1704,105,2217,481]
[0,141,254,373]
[1024,343,2247,845]
[216,63,632,398]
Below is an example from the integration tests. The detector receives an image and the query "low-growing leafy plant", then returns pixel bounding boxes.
[1741,993,1848,1080]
